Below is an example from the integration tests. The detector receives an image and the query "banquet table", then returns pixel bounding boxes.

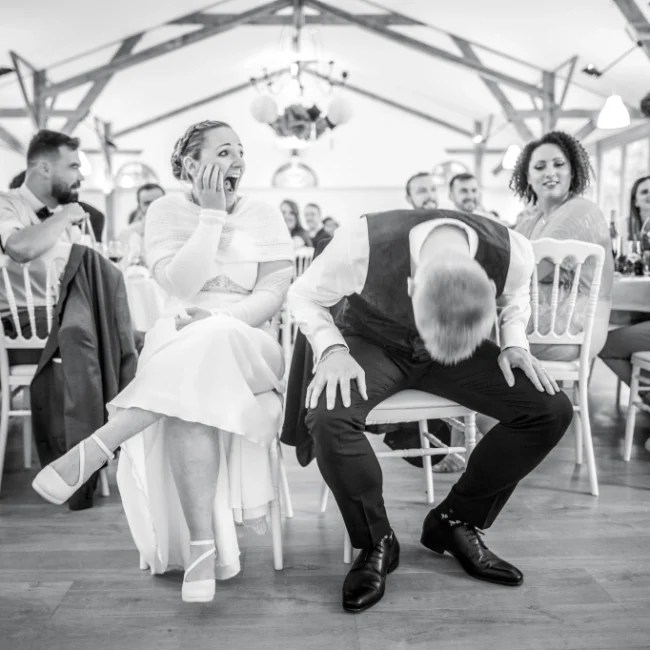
[612,274,650,314]
[123,267,166,331]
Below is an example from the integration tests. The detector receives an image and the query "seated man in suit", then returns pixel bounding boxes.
[288,208,572,613]
[1,131,91,363]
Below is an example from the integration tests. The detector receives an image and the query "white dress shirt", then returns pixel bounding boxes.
[287,216,535,364]
[0,185,83,316]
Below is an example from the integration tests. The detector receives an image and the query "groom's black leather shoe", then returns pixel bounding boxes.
[421,511,523,586]
[342,531,400,613]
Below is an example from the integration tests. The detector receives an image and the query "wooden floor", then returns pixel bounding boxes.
[1,361,650,650]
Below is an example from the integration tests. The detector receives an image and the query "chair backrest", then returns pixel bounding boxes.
[0,255,57,349]
[528,237,605,365]
[294,247,314,279]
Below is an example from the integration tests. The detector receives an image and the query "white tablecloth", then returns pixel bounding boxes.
[124,270,166,332]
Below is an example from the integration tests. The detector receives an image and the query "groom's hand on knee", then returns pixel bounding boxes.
[498,346,559,395]
[306,348,368,411]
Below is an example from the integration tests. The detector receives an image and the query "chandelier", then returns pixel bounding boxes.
[249,18,352,145]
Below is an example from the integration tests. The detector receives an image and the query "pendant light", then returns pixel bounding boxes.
[502,144,522,171]
[597,94,630,130]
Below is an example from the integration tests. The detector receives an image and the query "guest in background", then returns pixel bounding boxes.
[0,132,89,360]
[128,183,165,226]
[512,131,613,363]
[9,168,105,242]
[304,202,329,249]
[405,172,438,209]
[600,176,650,396]
[449,173,481,214]
[119,183,165,263]
[628,175,650,240]
[322,216,339,237]
[281,199,312,248]
[2,130,137,511]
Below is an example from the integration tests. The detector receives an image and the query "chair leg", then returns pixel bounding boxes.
[624,364,640,462]
[418,420,434,505]
[587,357,596,385]
[464,413,477,457]
[319,479,330,513]
[277,444,293,519]
[22,390,32,470]
[0,350,11,495]
[343,530,353,564]
[564,380,582,465]
[616,378,622,408]
[99,467,110,497]
[269,439,283,571]
[578,380,599,496]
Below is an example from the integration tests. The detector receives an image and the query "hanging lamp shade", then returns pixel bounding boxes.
[502,144,522,171]
[597,95,630,130]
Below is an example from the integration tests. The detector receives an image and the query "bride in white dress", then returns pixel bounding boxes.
[32,120,294,603]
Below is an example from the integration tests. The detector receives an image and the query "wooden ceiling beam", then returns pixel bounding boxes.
[170,12,423,27]
[304,0,548,98]
[43,0,292,98]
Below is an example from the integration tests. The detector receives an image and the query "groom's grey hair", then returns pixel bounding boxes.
[412,256,496,365]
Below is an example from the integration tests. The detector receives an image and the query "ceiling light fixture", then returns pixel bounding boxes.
[581,41,641,78]
[597,94,631,129]
[502,144,522,171]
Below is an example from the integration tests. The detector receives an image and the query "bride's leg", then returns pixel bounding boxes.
[166,418,220,583]
[49,408,161,487]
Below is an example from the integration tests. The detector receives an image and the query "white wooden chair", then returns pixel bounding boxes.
[294,247,314,279]
[269,436,293,570]
[279,248,317,371]
[0,254,110,497]
[317,389,476,563]
[623,352,650,461]
[528,238,605,497]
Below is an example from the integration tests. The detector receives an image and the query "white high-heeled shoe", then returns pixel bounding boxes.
[182,540,216,603]
[32,434,115,505]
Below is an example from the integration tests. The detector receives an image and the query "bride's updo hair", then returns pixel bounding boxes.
[170,120,232,181]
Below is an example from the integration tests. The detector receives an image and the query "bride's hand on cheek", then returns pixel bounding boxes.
[193,162,226,212]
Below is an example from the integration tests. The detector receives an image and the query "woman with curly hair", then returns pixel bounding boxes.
[32,120,294,602]
[511,130,613,362]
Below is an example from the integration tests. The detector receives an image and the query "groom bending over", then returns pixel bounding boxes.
[287,208,573,613]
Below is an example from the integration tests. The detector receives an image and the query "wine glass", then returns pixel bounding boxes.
[107,240,125,269]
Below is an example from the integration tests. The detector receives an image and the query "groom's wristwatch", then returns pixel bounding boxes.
[318,344,348,365]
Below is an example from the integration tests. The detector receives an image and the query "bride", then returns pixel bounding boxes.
[32,119,294,603]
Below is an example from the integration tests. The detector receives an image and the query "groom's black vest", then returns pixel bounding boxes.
[334,209,512,360]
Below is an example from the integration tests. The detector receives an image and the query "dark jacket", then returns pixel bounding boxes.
[280,237,336,466]
[311,228,330,251]
[30,244,137,507]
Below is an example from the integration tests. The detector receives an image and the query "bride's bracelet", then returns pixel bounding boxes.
[318,344,348,366]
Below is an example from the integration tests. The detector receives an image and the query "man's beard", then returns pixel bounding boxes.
[462,200,477,212]
[51,178,80,204]
[422,199,438,209]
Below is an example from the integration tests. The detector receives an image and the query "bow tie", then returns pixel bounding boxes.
[36,206,53,221]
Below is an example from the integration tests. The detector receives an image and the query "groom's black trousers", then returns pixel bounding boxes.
[305,336,573,549]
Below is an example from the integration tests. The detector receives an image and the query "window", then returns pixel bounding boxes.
[600,147,623,233]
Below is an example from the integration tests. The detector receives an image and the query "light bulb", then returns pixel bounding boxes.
[597,95,630,130]
[502,144,522,171]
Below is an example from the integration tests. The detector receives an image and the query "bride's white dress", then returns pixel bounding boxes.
[110,195,292,580]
